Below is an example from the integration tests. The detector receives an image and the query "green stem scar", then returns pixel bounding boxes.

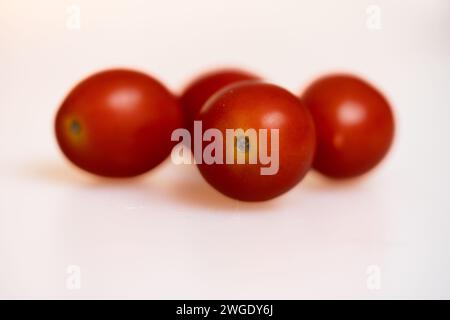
[236,135,250,153]
[70,120,81,135]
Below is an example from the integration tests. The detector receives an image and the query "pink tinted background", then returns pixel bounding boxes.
[0,0,449,299]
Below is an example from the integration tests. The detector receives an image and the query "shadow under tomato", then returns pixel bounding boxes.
[162,164,280,212]
[301,170,372,191]
[22,159,280,212]
[24,159,91,184]
[23,159,158,186]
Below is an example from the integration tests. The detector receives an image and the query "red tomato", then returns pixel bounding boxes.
[301,74,395,179]
[55,69,183,177]
[180,68,260,127]
[196,82,316,201]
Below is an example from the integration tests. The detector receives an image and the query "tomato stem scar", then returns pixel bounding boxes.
[70,120,81,135]
[236,135,250,153]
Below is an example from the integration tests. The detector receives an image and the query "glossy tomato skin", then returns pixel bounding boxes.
[55,69,183,177]
[197,82,316,201]
[301,74,395,179]
[180,69,260,127]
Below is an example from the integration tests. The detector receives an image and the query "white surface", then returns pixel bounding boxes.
[1,0,450,299]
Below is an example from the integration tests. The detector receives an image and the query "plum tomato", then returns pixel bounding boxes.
[180,68,260,127]
[55,69,183,177]
[196,82,316,201]
[301,74,395,179]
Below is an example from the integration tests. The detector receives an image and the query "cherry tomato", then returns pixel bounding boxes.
[196,82,316,201]
[301,74,395,179]
[55,69,183,177]
[180,68,260,127]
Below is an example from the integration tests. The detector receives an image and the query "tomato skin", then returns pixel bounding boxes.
[196,82,316,202]
[55,69,183,177]
[180,69,260,127]
[301,74,395,179]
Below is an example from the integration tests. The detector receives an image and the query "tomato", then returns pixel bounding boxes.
[196,82,316,201]
[301,74,395,179]
[180,68,260,127]
[55,69,183,177]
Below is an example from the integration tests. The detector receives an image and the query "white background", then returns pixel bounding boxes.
[1,0,449,299]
